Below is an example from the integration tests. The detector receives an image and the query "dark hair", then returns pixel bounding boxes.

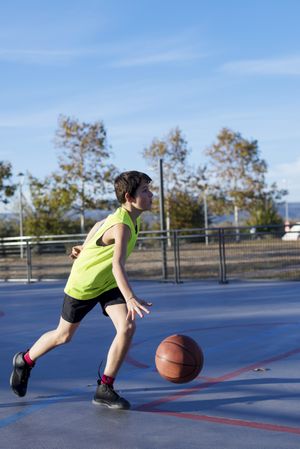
[114,171,152,204]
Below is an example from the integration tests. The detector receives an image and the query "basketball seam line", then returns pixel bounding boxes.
[157,340,203,364]
[155,355,200,367]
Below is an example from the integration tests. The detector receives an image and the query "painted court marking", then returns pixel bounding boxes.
[150,410,300,436]
[2,321,299,433]
[125,320,300,369]
[136,346,300,435]
[125,321,300,434]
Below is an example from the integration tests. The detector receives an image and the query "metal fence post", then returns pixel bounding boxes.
[26,241,32,283]
[218,228,228,284]
[161,232,168,280]
[173,231,181,283]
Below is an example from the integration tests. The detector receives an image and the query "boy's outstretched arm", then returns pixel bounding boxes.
[112,223,152,320]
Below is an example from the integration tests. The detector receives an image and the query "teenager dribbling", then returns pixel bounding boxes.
[10,171,153,410]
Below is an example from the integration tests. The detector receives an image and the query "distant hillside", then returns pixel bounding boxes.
[210,202,300,226]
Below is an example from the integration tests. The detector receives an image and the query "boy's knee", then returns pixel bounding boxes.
[128,321,136,336]
[56,331,73,345]
[119,320,136,338]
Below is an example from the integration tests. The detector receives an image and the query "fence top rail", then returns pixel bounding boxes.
[0,224,290,244]
[0,234,86,242]
[1,231,292,248]
[177,233,218,240]
[1,235,176,245]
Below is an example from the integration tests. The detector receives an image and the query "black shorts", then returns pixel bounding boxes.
[61,287,126,323]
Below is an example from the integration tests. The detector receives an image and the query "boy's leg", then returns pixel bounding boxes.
[103,303,136,377]
[93,303,135,410]
[10,317,80,397]
[29,317,80,361]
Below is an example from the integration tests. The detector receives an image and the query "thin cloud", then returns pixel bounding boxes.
[111,48,202,68]
[0,29,204,67]
[0,45,202,67]
[109,29,205,68]
[0,48,98,65]
[221,55,300,76]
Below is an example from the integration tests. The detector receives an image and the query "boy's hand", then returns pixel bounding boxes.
[126,296,152,320]
[69,245,83,259]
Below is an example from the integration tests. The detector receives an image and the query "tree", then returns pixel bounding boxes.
[246,182,285,229]
[205,128,284,226]
[186,165,211,229]
[0,216,19,237]
[0,161,16,204]
[142,127,191,229]
[168,189,205,229]
[143,127,190,191]
[25,174,78,235]
[55,115,117,232]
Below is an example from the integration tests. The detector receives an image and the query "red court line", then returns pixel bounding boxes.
[130,321,299,349]
[137,345,300,411]
[125,354,150,369]
[149,410,300,435]
[126,320,298,368]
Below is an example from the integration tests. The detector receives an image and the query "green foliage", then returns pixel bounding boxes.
[23,115,118,236]
[142,127,190,191]
[205,128,286,224]
[25,174,78,235]
[0,161,16,204]
[205,128,267,212]
[143,128,188,224]
[55,115,117,231]
[0,216,19,237]
[142,128,210,230]
[168,190,204,229]
[246,186,284,229]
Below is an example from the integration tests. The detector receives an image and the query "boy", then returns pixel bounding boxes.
[10,171,153,410]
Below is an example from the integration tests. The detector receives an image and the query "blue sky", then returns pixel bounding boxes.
[1,0,300,209]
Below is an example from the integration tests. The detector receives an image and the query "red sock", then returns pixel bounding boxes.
[101,374,115,387]
[24,351,35,367]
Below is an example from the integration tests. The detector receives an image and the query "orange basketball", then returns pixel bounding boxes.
[155,334,204,383]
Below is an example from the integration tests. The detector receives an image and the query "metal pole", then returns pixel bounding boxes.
[176,231,181,283]
[159,158,167,280]
[173,230,182,284]
[26,241,32,283]
[80,211,85,234]
[203,190,208,245]
[234,204,240,243]
[173,231,178,283]
[159,159,166,231]
[218,228,228,284]
[17,173,25,259]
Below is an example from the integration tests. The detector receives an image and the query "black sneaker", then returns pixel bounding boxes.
[10,352,33,397]
[93,382,130,410]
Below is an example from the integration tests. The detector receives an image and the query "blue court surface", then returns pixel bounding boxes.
[1,280,300,449]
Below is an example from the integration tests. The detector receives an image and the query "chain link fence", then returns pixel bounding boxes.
[0,225,299,283]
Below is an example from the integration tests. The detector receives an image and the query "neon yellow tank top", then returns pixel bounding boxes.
[64,207,141,300]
